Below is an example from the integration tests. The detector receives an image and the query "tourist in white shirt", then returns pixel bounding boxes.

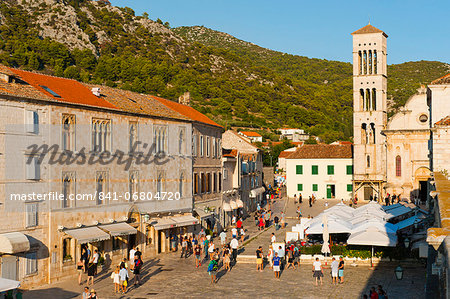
[118,265,128,294]
[129,246,136,270]
[312,257,323,286]
[271,233,276,243]
[230,237,239,264]
[219,231,227,245]
[331,257,339,285]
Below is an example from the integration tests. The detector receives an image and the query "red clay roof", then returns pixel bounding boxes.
[278,151,294,158]
[8,68,117,109]
[240,131,262,137]
[150,95,223,128]
[352,24,388,37]
[223,149,238,158]
[435,116,450,126]
[287,144,353,159]
[431,73,450,85]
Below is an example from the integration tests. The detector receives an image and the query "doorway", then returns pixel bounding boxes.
[326,185,335,199]
[157,231,162,254]
[1,256,18,280]
[419,181,428,203]
[364,186,373,201]
[128,234,136,256]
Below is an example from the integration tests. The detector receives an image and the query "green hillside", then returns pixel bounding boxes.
[0,1,447,143]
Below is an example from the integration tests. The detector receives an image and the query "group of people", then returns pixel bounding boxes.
[363,285,389,299]
[312,257,345,286]
[109,246,143,294]
[255,208,276,231]
[77,247,100,286]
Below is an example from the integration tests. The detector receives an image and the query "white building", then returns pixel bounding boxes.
[279,128,309,142]
[277,147,297,172]
[286,144,353,200]
[238,131,263,143]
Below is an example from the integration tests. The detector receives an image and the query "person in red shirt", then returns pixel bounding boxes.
[369,287,379,299]
[236,219,242,229]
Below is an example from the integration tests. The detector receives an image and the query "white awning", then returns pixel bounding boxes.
[99,222,137,236]
[149,218,177,230]
[223,202,232,212]
[347,227,397,247]
[236,199,244,208]
[230,200,238,210]
[172,215,199,227]
[0,278,20,293]
[194,209,214,220]
[65,227,110,244]
[250,187,265,198]
[0,232,30,254]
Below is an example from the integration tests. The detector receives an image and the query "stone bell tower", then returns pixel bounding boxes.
[351,23,388,200]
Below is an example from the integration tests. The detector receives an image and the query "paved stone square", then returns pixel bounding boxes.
[24,197,426,299]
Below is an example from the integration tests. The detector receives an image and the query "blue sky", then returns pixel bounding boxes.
[110,0,449,64]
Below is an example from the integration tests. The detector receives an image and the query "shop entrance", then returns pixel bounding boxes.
[419,181,428,203]
[326,184,335,199]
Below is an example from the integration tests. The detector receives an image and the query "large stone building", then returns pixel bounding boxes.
[351,24,449,202]
[151,96,225,232]
[0,66,199,287]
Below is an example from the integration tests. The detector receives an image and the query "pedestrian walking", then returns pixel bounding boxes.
[180,236,188,258]
[194,244,202,267]
[331,257,339,285]
[271,233,276,243]
[273,252,281,279]
[286,248,295,269]
[309,196,313,207]
[232,215,236,225]
[129,246,136,269]
[240,227,245,242]
[236,218,242,229]
[296,206,302,220]
[267,245,274,268]
[232,226,238,239]
[133,256,142,286]
[118,264,128,294]
[274,215,279,230]
[203,236,210,259]
[230,237,239,264]
[77,258,85,285]
[89,289,98,299]
[293,246,300,268]
[208,241,215,260]
[223,245,231,271]
[338,257,345,283]
[299,193,303,203]
[256,246,264,272]
[110,266,120,293]
[219,230,227,245]
[281,212,286,229]
[312,257,323,286]
[91,249,99,275]
[207,259,218,284]
[81,287,90,299]
[87,262,95,286]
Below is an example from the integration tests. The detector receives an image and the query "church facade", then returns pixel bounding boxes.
[352,24,449,202]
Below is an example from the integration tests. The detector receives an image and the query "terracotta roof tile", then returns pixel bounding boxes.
[278,151,294,158]
[431,73,450,85]
[286,144,353,159]
[82,84,189,121]
[223,149,238,158]
[352,24,388,37]
[8,68,117,109]
[435,116,450,126]
[150,95,223,128]
[240,131,262,137]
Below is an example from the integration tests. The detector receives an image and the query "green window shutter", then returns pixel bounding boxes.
[347,184,353,192]
[312,165,318,175]
[312,184,318,191]
[297,184,303,191]
[327,165,334,175]
[296,165,303,174]
[346,165,353,175]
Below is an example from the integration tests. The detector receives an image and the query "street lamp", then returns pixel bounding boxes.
[404,238,410,248]
[394,265,404,280]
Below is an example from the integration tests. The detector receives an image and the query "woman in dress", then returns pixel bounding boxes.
[77,258,85,285]
[267,245,274,269]
[223,245,231,272]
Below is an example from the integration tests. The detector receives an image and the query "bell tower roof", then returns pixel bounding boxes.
[352,24,388,37]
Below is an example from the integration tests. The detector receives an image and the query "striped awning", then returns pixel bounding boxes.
[65,227,110,244]
[99,222,137,236]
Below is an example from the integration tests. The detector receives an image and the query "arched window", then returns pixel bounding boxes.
[395,156,401,177]
[358,51,362,75]
[361,123,367,144]
[371,88,377,110]
[363,51,367,74]
[129,171,139,200]
[157,172,163,195]
[367,155,371,168]
[365,89,371,111]
[360,89,365,111]
[370,123,376,144]
[373,50,377,74]
[129,122,137,153]
[178,128,185,154]
[62,172,75,208]
[368,50,372,74]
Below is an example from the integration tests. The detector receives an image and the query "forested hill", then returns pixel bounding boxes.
[0,1,448,143]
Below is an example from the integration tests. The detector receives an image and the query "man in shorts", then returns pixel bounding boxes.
[331,257,339,285]
[194,244,202,268]
[312,257,323,286]
[338,257,345,283]
[256,246,264,272]
[273,252,281,278]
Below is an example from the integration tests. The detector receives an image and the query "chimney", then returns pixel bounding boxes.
[91,87,101,97]
[178,91,190,106]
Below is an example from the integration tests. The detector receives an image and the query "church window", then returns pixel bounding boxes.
[360,89,365,111]
[371,89,377,110]
[366,155,371,168]
[365,89,371,111]
[368,50,372,74]
[361,123,367,144]
[358,51,362,75]
[363,51,367,75]
[395,156,401,177]
[369,123,376,144]
[373,50,377,74]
